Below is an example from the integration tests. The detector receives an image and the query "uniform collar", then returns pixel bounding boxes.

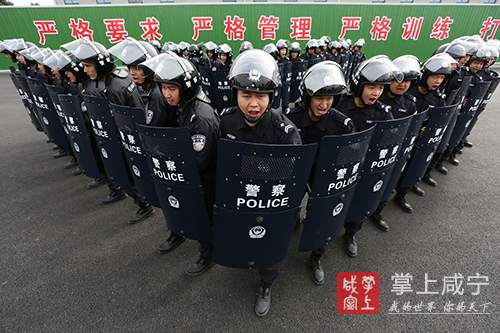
[301,106,328,131]
[235,106,271,138]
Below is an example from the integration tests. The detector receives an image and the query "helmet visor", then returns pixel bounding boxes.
[108,38,150,65]
[229,49,281,88]
[303,62,346,96]
[142,52,186,82]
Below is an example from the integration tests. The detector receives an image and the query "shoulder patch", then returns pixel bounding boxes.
[126,81,136,94]
[332,109,352,127]
[192,134,206,152]
[284,106,300,115]
[375,101,391,113]
[114,68,129,79]
[146,110,154,125]
[405,93,417,103]
[219,106,236,116]
[275,119,295,134]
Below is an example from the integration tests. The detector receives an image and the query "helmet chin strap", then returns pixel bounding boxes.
[244,109,268,123]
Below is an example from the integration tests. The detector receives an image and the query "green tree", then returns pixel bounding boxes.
[0,0,14,6]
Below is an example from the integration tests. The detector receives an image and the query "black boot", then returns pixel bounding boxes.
[394,193,413,213]
[310,254,324,285]
[255,281,272,317]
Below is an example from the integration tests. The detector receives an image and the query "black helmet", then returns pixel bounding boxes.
[263,43,279,60]
[187,44,199,58]
[317,39,326,49]
[19,45,41,66]
[144,51,207,106]
[178,42,189,53]
[108,37,158,66]
[70,39,116,77]
[229,49,281,121]
[392,55,421,81]
[469,46,492,64]
[350,55,403,98]
[205,41,218,60]
[305,39,318,51]
[276,39,289,51]
[219,43,233,62]
[150,40,162,53]
[161,41,173,53]
[353,38,365,49]
[444,43,466,59]
[239,41,253,54]
[289,42,301,53]
[45,50,88,81]
[432,43,449,56]
[459,40,480,56]
[487,44,499,62]
[321,36,332,44]
[417,54,455,90]
[329,41,342,52]
[4,38,34,53]
[300,61,346,109]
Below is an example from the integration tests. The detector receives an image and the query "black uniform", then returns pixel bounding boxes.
[299,53,318,61]
[409,84,445,123]
[101,69,144,109]
[220,106,301,284]
[213,58,231,70]
[286,103,354,259]
[337,96,393,235]
[198,52,211,68]
[337,97,394,132]
[174,98,220,257]
[378,90,417,119]
[139,82,176,127]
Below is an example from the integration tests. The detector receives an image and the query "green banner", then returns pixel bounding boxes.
[1,4,500,70]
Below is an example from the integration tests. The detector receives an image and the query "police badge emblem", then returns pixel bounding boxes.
[192,134,206,152]
[146,110,154,125]
[248,69,261,82]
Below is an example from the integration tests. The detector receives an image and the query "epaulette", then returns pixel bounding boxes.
[284,106,300,115]
[436,90,446,99]
[332,109,353,127]
[126,81,136,94]
[113,68,129,79]
[374,100,392,113]
[219,106,236,116]
[405,93,417,104]
[274,117,296,135]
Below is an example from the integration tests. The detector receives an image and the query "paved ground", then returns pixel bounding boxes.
[0,71,498,332]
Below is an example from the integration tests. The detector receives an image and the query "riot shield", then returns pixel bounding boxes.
[58,94,101,179]
[198,66,218,111]
[380,111,426,203]
[462,77,500,140]
[110,103,161,208]
[280,61,293,108]
[399,104,460,188]
[45,84,73,149]
[16,75,46,133]
[446,89,458,106]
[447,81,490,150]
[82,94,132,189]
[213,139,317,268]
[137,125,213,241]
[290,61,308,103]
[212,69,236,112]
[298,127,375,253]
[27,78,70,148]
[437,76,473,154]
[345,116,412,222]
[271,63,284,110]
[9,73,43,132]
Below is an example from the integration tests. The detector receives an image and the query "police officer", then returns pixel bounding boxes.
[276,39,289,63]
[285,61,354,285]
[146,51,220,276]
[74,39,154,224]
[204,41,218,69]
[393,54,453,214]
[299,40,318,61]
[289,42,302,63]
[108,37,175,127]
[336,56,397,257]
[263,43,279,61]
[239,41,253,54]
[220,49,301,317]
[213,44,232,70]
[373,55,420,229]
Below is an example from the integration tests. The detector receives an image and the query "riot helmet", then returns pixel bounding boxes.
[459,40,480,56]
[417,54,455,90]
[144,51,206,106]
[228,49,281,122]
[263,43,279,60]
[469,46,492,63]
[162,41,174,53]
[150,40,162,53]
[289,42,301,53]
[71,39,116,78]
[19,45,41,66]
[239,41,253,54]
[178,41,189,54]
[276,39,289,51]
[205,41,218,60]
[350,55,403,98]
[219,43,233,63]
[45,50,87,82]
[108,37,158,66]
[444,43,466,60]
[393,55,421,81]
[305,39,318,51]
[317,39,326,51]
[300,61,346,111]
[187,44,199,58]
